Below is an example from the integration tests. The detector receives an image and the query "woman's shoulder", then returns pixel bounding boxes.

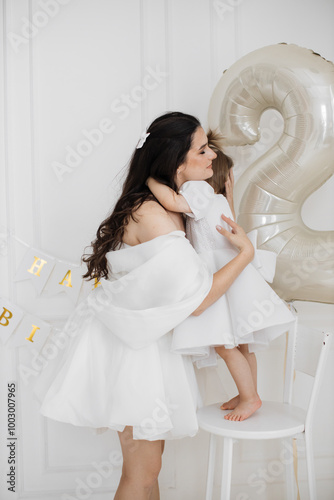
[129,199,184,244]
[135,199,175,222]
[136,199,168,215]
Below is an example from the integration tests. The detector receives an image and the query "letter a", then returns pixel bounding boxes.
[93,278,101,289]
[59,270,72,288]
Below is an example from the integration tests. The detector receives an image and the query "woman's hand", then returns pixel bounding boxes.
[216,214,254,260]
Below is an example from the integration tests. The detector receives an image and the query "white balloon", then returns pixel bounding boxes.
[208,44,334,303]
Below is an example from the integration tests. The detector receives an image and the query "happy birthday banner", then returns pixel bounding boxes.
[14,246,86,303]
[0,296,52,347]
[1,237,100,347]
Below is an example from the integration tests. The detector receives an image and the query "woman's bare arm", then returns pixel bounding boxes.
[146,177,191,213]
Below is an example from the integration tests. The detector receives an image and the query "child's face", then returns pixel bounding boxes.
[177,127,217,184]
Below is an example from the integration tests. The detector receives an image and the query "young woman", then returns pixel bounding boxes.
[36,112,255,500]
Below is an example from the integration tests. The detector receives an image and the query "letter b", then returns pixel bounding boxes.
[0,308,13,326]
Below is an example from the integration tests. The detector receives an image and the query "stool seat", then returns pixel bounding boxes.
[197,401,306,440]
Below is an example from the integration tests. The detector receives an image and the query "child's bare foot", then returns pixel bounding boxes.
[224,396,262,421]
[220,395,240,410]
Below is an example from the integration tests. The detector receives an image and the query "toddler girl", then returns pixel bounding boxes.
[146,130,295,421]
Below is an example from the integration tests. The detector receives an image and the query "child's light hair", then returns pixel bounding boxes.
[206,129,233,196]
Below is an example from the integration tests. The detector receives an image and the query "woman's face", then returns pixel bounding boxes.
[176,127,217,187]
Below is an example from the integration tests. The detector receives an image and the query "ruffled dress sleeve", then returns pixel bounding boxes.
[179,181,216,220]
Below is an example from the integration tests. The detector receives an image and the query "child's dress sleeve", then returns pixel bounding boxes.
[179,181,216,221]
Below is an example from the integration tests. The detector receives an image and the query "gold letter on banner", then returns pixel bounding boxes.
[0,299,24,345]
[59,270,72,288]
[0,308,13,326]
[25,325,40,343]
[27,257,47,277]
[94,278,101,288]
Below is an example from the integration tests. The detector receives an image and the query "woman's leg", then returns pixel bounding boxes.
[215,346,261,421]
[149,441,165,500]
[114,426,164,500]
[221,344,258,410]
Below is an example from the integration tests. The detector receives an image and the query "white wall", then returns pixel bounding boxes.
[1,0,333,499]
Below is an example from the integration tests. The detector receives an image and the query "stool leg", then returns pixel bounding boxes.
[221,437,234,500]
[206,434,217,500]
[284,438,295,500]
[305,431,317,500]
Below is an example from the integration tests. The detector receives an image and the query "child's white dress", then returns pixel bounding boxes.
[171,181,296,367]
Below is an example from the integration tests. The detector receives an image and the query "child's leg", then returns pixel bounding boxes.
[239,344,257,389]
[221,344,257,410]
[215,346,261,421]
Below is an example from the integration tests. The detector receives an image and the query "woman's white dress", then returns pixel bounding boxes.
[171,181,296,367]
[34,231,213,440]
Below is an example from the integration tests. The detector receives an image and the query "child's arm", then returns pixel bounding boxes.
[225,169,236,220]
[146,177,191,214]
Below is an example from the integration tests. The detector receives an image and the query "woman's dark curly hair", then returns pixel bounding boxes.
[81,111,201,281]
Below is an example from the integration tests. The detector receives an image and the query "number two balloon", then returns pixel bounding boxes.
[208,43,334,304]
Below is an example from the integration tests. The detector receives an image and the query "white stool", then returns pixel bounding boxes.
[197,323,333,500]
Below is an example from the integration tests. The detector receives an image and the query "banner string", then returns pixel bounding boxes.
[6,230,84,269]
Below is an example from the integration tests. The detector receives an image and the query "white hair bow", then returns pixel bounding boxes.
[136,130,150,149]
